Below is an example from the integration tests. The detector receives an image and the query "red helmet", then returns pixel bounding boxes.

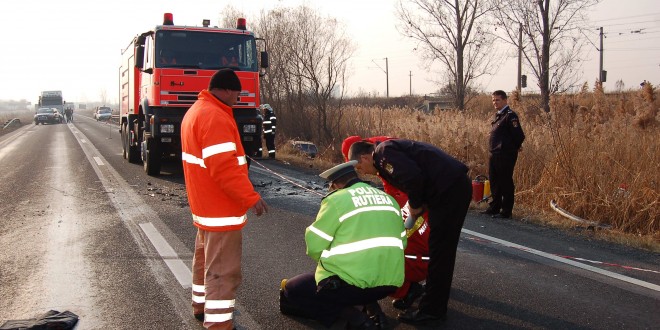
[341,136,362,161]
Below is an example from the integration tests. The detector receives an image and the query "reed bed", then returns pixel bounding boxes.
[277,84,659,244]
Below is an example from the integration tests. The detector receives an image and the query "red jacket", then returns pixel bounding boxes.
[341,136,429,258]
[181,90,261,231]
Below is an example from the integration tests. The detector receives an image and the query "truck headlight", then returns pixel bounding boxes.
[243,124,256,134]
[160,124,175,134]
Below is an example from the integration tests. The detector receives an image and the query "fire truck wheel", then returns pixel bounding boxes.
[123,123,140,164]
[121,124,128,159]
[144,138,162,176]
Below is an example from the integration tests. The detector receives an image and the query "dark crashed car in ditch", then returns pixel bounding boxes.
[34,108,63,125]
[291,140,318,158]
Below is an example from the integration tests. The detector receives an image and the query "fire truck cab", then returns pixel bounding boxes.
[120,13,268,175]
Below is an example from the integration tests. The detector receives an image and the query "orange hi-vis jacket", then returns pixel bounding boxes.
[181,89,261,231]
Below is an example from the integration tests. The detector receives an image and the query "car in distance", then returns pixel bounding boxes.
[34,107,63,125]
[291,140,318,158]
[94,106,113,121]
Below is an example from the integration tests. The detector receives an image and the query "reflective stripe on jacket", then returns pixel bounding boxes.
[305,181,406,289]
[263,113,277,135]
[181,89,261,231]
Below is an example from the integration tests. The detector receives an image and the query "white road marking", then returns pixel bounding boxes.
[93,156,104,165]
[139,222,192,287]
[462,228,660,292]
[68,123,261,329]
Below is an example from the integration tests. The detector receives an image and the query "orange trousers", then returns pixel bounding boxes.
[192,229,242,330]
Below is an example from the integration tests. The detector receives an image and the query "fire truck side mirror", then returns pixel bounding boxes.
[135,35,146,70]
[135,46,145,69]
[260,51,269,68]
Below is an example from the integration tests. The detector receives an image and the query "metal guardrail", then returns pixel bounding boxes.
[110,115,120,124]
[2,118,21,130]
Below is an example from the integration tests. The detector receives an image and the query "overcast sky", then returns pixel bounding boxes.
[0,0,658,104]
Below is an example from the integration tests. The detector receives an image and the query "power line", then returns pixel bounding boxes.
[601,54,660,61]
[595,19,660,28]
[580,29,600,50]
[592,12,660,23]
[605,28,660,36]
[607,47,660,51]
[606,35,660,44]
[607,63,660,70]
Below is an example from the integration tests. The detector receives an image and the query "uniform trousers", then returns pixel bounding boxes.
[488,152,519,215]
[284,272,396,327]
[192,229,242,330]
[391,257,428,298]
[264,134,276,158]
[417,174,471,317]
[384,184,430,300]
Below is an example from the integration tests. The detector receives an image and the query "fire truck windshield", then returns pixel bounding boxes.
[155,30,258,71]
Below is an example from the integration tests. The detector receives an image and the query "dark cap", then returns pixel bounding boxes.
[209,69,242,91]
[319,160,357,182]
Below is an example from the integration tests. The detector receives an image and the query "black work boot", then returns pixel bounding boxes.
[392,282,424,310]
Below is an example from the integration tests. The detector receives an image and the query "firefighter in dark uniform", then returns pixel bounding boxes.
[482,90,525,219]
[261,104,277,158]
[348,139,472,325]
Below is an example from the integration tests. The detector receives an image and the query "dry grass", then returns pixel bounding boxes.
[277,84,659,250]
[264,140,337,172]
[0,110,34,135]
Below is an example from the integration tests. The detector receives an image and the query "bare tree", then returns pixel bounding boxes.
[396,0,496,110]
[254,8,297,126]
[99,89,108,106]
[255,6,355,144]
[493,0,600,113]
[218,5,245,28]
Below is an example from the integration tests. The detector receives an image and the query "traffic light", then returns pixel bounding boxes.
[521,75,527,88]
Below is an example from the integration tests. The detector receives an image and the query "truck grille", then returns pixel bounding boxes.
[161,91,199,105]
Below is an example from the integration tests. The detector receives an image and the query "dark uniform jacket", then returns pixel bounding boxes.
[373,139,468,210]
[263,110,277,136]
[489,105,525,154]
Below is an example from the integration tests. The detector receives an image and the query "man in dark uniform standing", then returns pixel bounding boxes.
[261,104,277,158]
[482,90,525,219]
[348,139,471,325]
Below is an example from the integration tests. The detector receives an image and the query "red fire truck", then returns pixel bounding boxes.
[119,13,268,175]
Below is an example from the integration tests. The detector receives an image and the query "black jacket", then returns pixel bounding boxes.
[263,110,277,136]
[373,139,468,209]
[489,105,525,154]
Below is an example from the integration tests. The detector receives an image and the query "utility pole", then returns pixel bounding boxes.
[385,57,389,98]
[517,22,522,92]
[409,71,412,96]
[371,58,390,97]
[599,27,605,83]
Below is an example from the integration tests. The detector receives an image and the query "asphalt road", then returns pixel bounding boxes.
[0,115,658,329]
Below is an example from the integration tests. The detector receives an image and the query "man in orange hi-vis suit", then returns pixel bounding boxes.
[342,136,429,312]
[181,68,268,329]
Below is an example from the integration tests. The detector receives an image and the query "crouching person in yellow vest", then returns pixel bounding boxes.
[279,160,406,329]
